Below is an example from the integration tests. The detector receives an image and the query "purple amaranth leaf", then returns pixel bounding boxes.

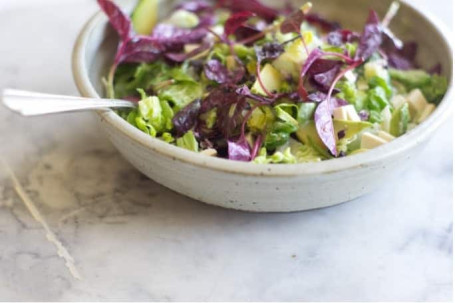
[307,92,347,111]
[204,59,245,85]
[355,10,382,61]
[311,65,342,92]
[218,0,279,22]
[250,135,263,160]
[172,99,202,136]
[306,59,343,92]
[297,48,325,99]
[304,13,340,32]
[234,25,262,44]
[97,0,132,41]
[200,88,248,139]
[307,91,327,103]
[228,139,251,161]
[382,40,418,70]
[236,85,302,105]
[234,20,267,44]
[382,27,403,50]
[165,42,212,62]
[235,85,285,104]
[224,11,255,37]
[306,59,342,76]
[151,24,207,50]
[204,59,229,83]
[236,85,275,103]
[314,100,337,156]
[387,53,414,70]
[116,36,163,64]
[280,7,308,34]
[327,29,360,46]
[176,0,211,12]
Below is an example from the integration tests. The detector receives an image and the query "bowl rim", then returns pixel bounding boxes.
[72,1,453,177]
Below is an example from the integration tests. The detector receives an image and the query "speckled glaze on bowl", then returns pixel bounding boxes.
[72,0,453,212]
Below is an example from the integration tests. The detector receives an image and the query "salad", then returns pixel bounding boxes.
[98,0,448,163]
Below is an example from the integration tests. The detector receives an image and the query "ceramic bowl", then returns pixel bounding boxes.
[72,0,453,212]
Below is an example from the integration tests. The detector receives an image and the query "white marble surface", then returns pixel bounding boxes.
[0,0,452,301]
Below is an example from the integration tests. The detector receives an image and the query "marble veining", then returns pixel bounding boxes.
[0,0,452,301]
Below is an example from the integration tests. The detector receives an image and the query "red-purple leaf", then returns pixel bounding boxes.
[204,59,245,84]
[228,139,251,161]
[236,85,300,104]
[327,29,360,46]
[165,42,212,62]
[382,39,418,70]
[224,11,255,37]
[314,100,337,156]
[307,92,347,110]
[250,134,263,159]
[310,64,342,92]
[151,24,207,50]
[355,10,382,61]
[200,88,248,139]
[97,0,132,41]
[172,99,202,136]
[297,48,325,99]
[307,59,342,77]
[280,8,307,34]
[218,0,278,22]
[116,36,163,64]
[204,59,230,83]
[233,20,267,44]
[236,85,274,104]
[304,13,340,32]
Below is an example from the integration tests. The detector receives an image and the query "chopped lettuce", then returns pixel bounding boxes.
[263,104,299,150]
[289,139,321,163]
[158,82,203,111]
[125,90,174,138]
[160,132,175,143]
[336,81,368,111]
[253,147,297,164]
[297,102,317,124]
[176,130,199,152]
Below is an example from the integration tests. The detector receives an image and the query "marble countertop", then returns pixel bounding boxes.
[0,0,452,301]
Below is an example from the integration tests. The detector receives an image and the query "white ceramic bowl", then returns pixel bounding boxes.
[72,0,453,212]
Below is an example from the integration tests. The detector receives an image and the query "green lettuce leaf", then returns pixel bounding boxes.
[289,139,321,163]
[336,81,368,111]
[253,147,297,164]
[176,130,199,152]
[368,75,392,98]
[158,81,203,111]
[297,102,316,124]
